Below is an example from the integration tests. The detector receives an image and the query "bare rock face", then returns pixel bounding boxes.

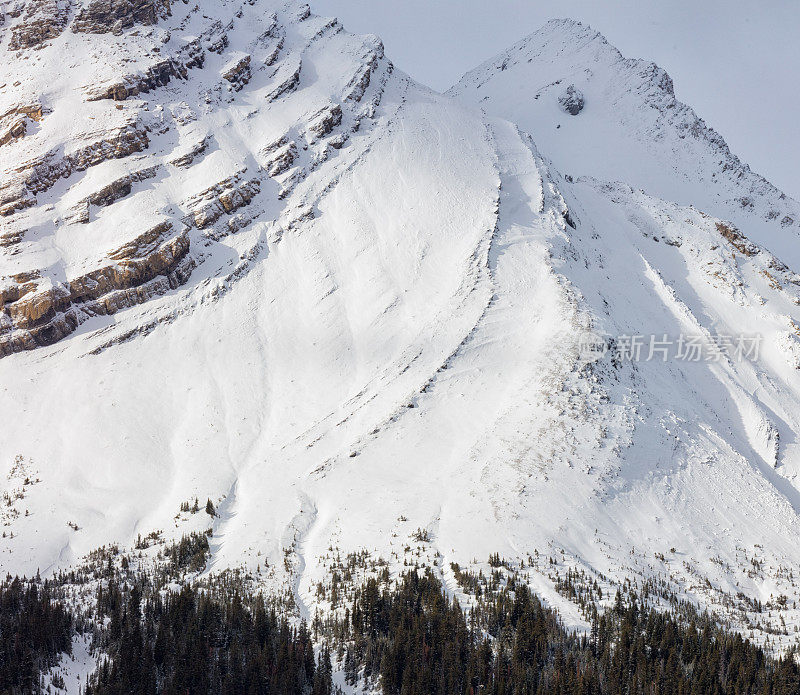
[84,58,185,101]
[0,119,150,218]
[168,136,211,168]
[306,103,342,141]
[63,165,160,223]
[221,54,251,92]
[343,37,384,103]
[0,183,37,217]
[72,0,171,34]
[185,173,262,229]
[716,221,759,256]
[558,84,585,115]
[261,138,297,177]
[0,222,192,357]
[265,58,302,102]
[89,166,159,207]
[0,103,45,148]
[8,0,70,50]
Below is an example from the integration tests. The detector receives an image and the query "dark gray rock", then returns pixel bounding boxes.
[558,84,585,115]
[72,0,171,35]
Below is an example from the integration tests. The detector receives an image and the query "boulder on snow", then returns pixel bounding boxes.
[558,85,585,115]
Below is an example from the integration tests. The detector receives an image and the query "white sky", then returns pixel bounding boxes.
[312,0,800,200]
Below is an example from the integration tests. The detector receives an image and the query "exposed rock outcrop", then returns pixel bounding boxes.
[221,54,251,91]
[343,39,384,103]
[558,84,585,115]
[184,173,262,229]
[168,136,211,168]
[0,103,45,147]
[265,58,301,102]
[306,103,342,141]
[261,138,297,177]
[8,0,70,50]
[0,222,192,357]
[0,119,149,217]
[63,165,160,223]
[716,221,759,256]
[72,0,171,35]
[84,58,184,101]
[89,166,159,207]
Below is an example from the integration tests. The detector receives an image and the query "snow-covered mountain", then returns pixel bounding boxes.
[2,0,800,649]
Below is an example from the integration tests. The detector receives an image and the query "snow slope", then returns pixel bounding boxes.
[1,2,800,649]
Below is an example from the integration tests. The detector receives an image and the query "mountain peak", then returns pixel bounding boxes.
[450,19,799,265]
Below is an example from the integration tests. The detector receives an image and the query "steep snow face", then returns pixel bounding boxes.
[2,4,800,648]
[449,19,800,269]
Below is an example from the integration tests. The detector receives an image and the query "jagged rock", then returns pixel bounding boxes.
[265,58,301,102]
[106,220,174,260]
[344,64,372,104]
[176,36,205,69]
[8,0,70,50]
[558,84,585,115]
[63,165,160,224]
[64,201,90,225]
[0,118,31,148]
[207,33,229,55]
[0,119,149,217]
[0,103,44,147]
[84,58,184,101]
[343,40,384,103]
[0,273,37,311]
[260,135,288,155]
[307,104,342,140]
[0,185,36,216]
[263,141,297,176]
[72,0,171,35]
[6,283,69,328]
[87,166,159,207]
[185,174,262,229]
[168,136,210,167]
[716,221,759,256]
[193,18,228,56]
[227,211,259,234]
[0,230,25,247]
[218,189,245,213]
[0,222,192,357]
[221,54,251,91]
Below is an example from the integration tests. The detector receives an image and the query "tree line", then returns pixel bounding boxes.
[2,558,800,694]
[333,569,800,695]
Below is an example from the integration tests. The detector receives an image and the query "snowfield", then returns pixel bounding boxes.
[2,0,800,652]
